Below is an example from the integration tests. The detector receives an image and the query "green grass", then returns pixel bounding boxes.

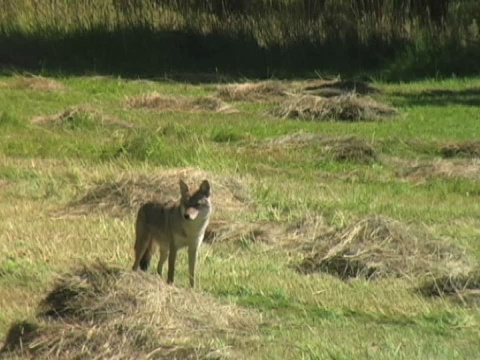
[0,74,479,358]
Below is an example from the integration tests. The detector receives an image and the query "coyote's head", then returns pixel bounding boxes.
[179,179,212,221]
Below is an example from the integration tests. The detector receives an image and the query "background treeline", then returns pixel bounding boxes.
[0,0,479,79]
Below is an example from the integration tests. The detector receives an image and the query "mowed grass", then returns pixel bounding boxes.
[1,74,480,359]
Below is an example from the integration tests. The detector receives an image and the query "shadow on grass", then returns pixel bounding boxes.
[2,25,480,82]
[392,88,480,107]
[0,25,403,82]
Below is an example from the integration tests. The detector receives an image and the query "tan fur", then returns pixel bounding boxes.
[132,179,212,287]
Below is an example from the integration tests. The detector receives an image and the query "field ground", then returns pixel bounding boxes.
[0,74,479,359]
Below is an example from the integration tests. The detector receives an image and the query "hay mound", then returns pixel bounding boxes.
[328,137,377,164]
[31,106,133,129]
[125,93,238,114]
[299,216,467,280]
[399,159,480,182]
[65,168,254,217]
[217,81,288,102]
[1,263,259,359]
[303,79,378,97]
[10,76,65,92]
[440,141,480,159]
[271,94,396,121]
[418,269,480,305]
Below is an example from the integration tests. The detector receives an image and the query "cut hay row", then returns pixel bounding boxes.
[440,140,480,159]
[398,158,480,182]
[299,216,472,280]
[264,132,378,164]
[125,92,238,114]
[265,133,479,177]
[263,131,328,147]
[302,79,379,97]
[8,76,65,92]
[31,106,134,129]
[1,263,259,359]
[205,215,330,247]
[331,138,377,164]
[62,168,255,218]
[216,79,379,102]
[205,219,285,245]
[271,94,397,122]
[418,269,480,305]
[216,81,288,102]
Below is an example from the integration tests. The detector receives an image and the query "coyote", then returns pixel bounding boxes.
[132,179,212,287]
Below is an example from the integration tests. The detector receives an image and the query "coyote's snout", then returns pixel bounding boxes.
[132,179,212,287]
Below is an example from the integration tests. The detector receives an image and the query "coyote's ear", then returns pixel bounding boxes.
[199,180,211,197]
[179,179,189,198]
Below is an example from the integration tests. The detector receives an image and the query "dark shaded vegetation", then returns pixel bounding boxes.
[0,27,404,80]
[0,0,479,80]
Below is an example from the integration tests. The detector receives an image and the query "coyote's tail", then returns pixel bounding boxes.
[139,240,155,271]
[134,206,156,271]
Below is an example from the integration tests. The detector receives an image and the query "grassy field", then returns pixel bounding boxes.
[0,74,479,359]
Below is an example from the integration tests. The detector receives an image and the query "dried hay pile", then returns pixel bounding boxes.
[418,268,480,305]
[9,76,65,92]
[299,216,469,280]
[399,159,480,182]
[303,79,378,97]
[31,106,133,129]
[65,168,254,218]
[217,81,288,102]
[125,93,238,114]
[440,141,480,159]
[271,94,396,121]
[1,263,259,359]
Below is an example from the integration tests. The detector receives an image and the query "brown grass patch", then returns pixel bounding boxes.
[9,76,65,92]
[418,269,480,305]
[125,93,238,113]
[303,79,378,97]
[1,263,259,359]
[0,179,10,189]
[440,141,480,159]
[271,94,396,121]
[63,168,254,218]
[399,159,480,182]
[217,81,288,102]
[31,106,134,129]
[299,216,469,280]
